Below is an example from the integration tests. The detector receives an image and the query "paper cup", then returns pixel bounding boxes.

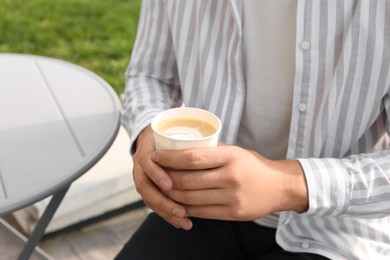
[151,107,221,150]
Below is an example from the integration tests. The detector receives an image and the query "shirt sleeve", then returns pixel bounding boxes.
[121,0,182,151]
[299,86,390,218]
[298,96,390,218]
[298,150,390,218]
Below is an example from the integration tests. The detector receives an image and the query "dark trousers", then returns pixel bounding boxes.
[115,213,328,260]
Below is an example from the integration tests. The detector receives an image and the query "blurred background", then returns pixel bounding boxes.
[0,1,145,259]
[0,0,142,95]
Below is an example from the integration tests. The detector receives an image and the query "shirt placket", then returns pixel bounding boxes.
[287,0,312,159]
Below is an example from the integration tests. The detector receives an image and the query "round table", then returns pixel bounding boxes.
[0,53,121,259]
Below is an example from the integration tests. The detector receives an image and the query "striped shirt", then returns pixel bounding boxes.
[121,1,390,259]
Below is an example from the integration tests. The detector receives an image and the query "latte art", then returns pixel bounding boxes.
[152,107,221,150]
[164,126,205,139]
[156,118,217,139]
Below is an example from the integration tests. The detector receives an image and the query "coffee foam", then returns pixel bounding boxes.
[163,126,204,139]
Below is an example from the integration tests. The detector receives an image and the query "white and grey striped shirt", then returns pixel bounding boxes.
[122,1,390,259]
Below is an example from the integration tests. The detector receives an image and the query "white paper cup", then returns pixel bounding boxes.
[151,107,221,150]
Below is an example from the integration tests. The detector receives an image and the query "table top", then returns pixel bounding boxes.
[0,53,122,215]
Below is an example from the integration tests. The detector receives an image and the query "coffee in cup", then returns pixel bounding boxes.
[151,107,221,150]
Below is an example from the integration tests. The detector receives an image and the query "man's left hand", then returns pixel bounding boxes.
[151,144,308,222]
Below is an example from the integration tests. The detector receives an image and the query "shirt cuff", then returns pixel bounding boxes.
[297,158,351,217]
[121,108,161,155]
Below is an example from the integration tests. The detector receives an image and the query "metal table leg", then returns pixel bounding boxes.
[18,185,70,260]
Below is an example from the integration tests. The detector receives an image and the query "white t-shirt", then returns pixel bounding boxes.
[237,0,297,228]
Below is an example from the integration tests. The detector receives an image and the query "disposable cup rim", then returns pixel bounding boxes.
[151,107,221,142]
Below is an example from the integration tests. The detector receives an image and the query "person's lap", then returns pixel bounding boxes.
[115,213,327,260]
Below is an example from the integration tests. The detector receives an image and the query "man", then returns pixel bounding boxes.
[118,1,390,259]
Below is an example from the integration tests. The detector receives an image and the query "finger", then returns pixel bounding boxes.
[155,211,193,230]
[152,146,233,170]
[185,205,234,221]
[135,174,193,230]
[167,169,223,190]
[133,164,187,218]
[143,199,193,230]
[165,188,229,206]
[133,126,174,191]
[138,155,173,191]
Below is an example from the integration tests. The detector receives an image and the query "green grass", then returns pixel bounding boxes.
[0,0,142,95]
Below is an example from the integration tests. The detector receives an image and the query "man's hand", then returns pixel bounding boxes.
[132,126,193,230]
[152,145,308,221]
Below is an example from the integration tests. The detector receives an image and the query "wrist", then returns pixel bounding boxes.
[279,160,309,213]
[133,125,153,153]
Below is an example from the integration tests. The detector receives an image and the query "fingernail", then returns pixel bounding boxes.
[179,221,190,230]
[159,179,169,190]
[152,152,159,162]
[172,208,183,217]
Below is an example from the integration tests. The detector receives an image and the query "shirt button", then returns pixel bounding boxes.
[301,242,310,249]
[298,103,307,112]
[301,41,311,50]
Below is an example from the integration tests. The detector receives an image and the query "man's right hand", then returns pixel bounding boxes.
[132,125,193,230]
